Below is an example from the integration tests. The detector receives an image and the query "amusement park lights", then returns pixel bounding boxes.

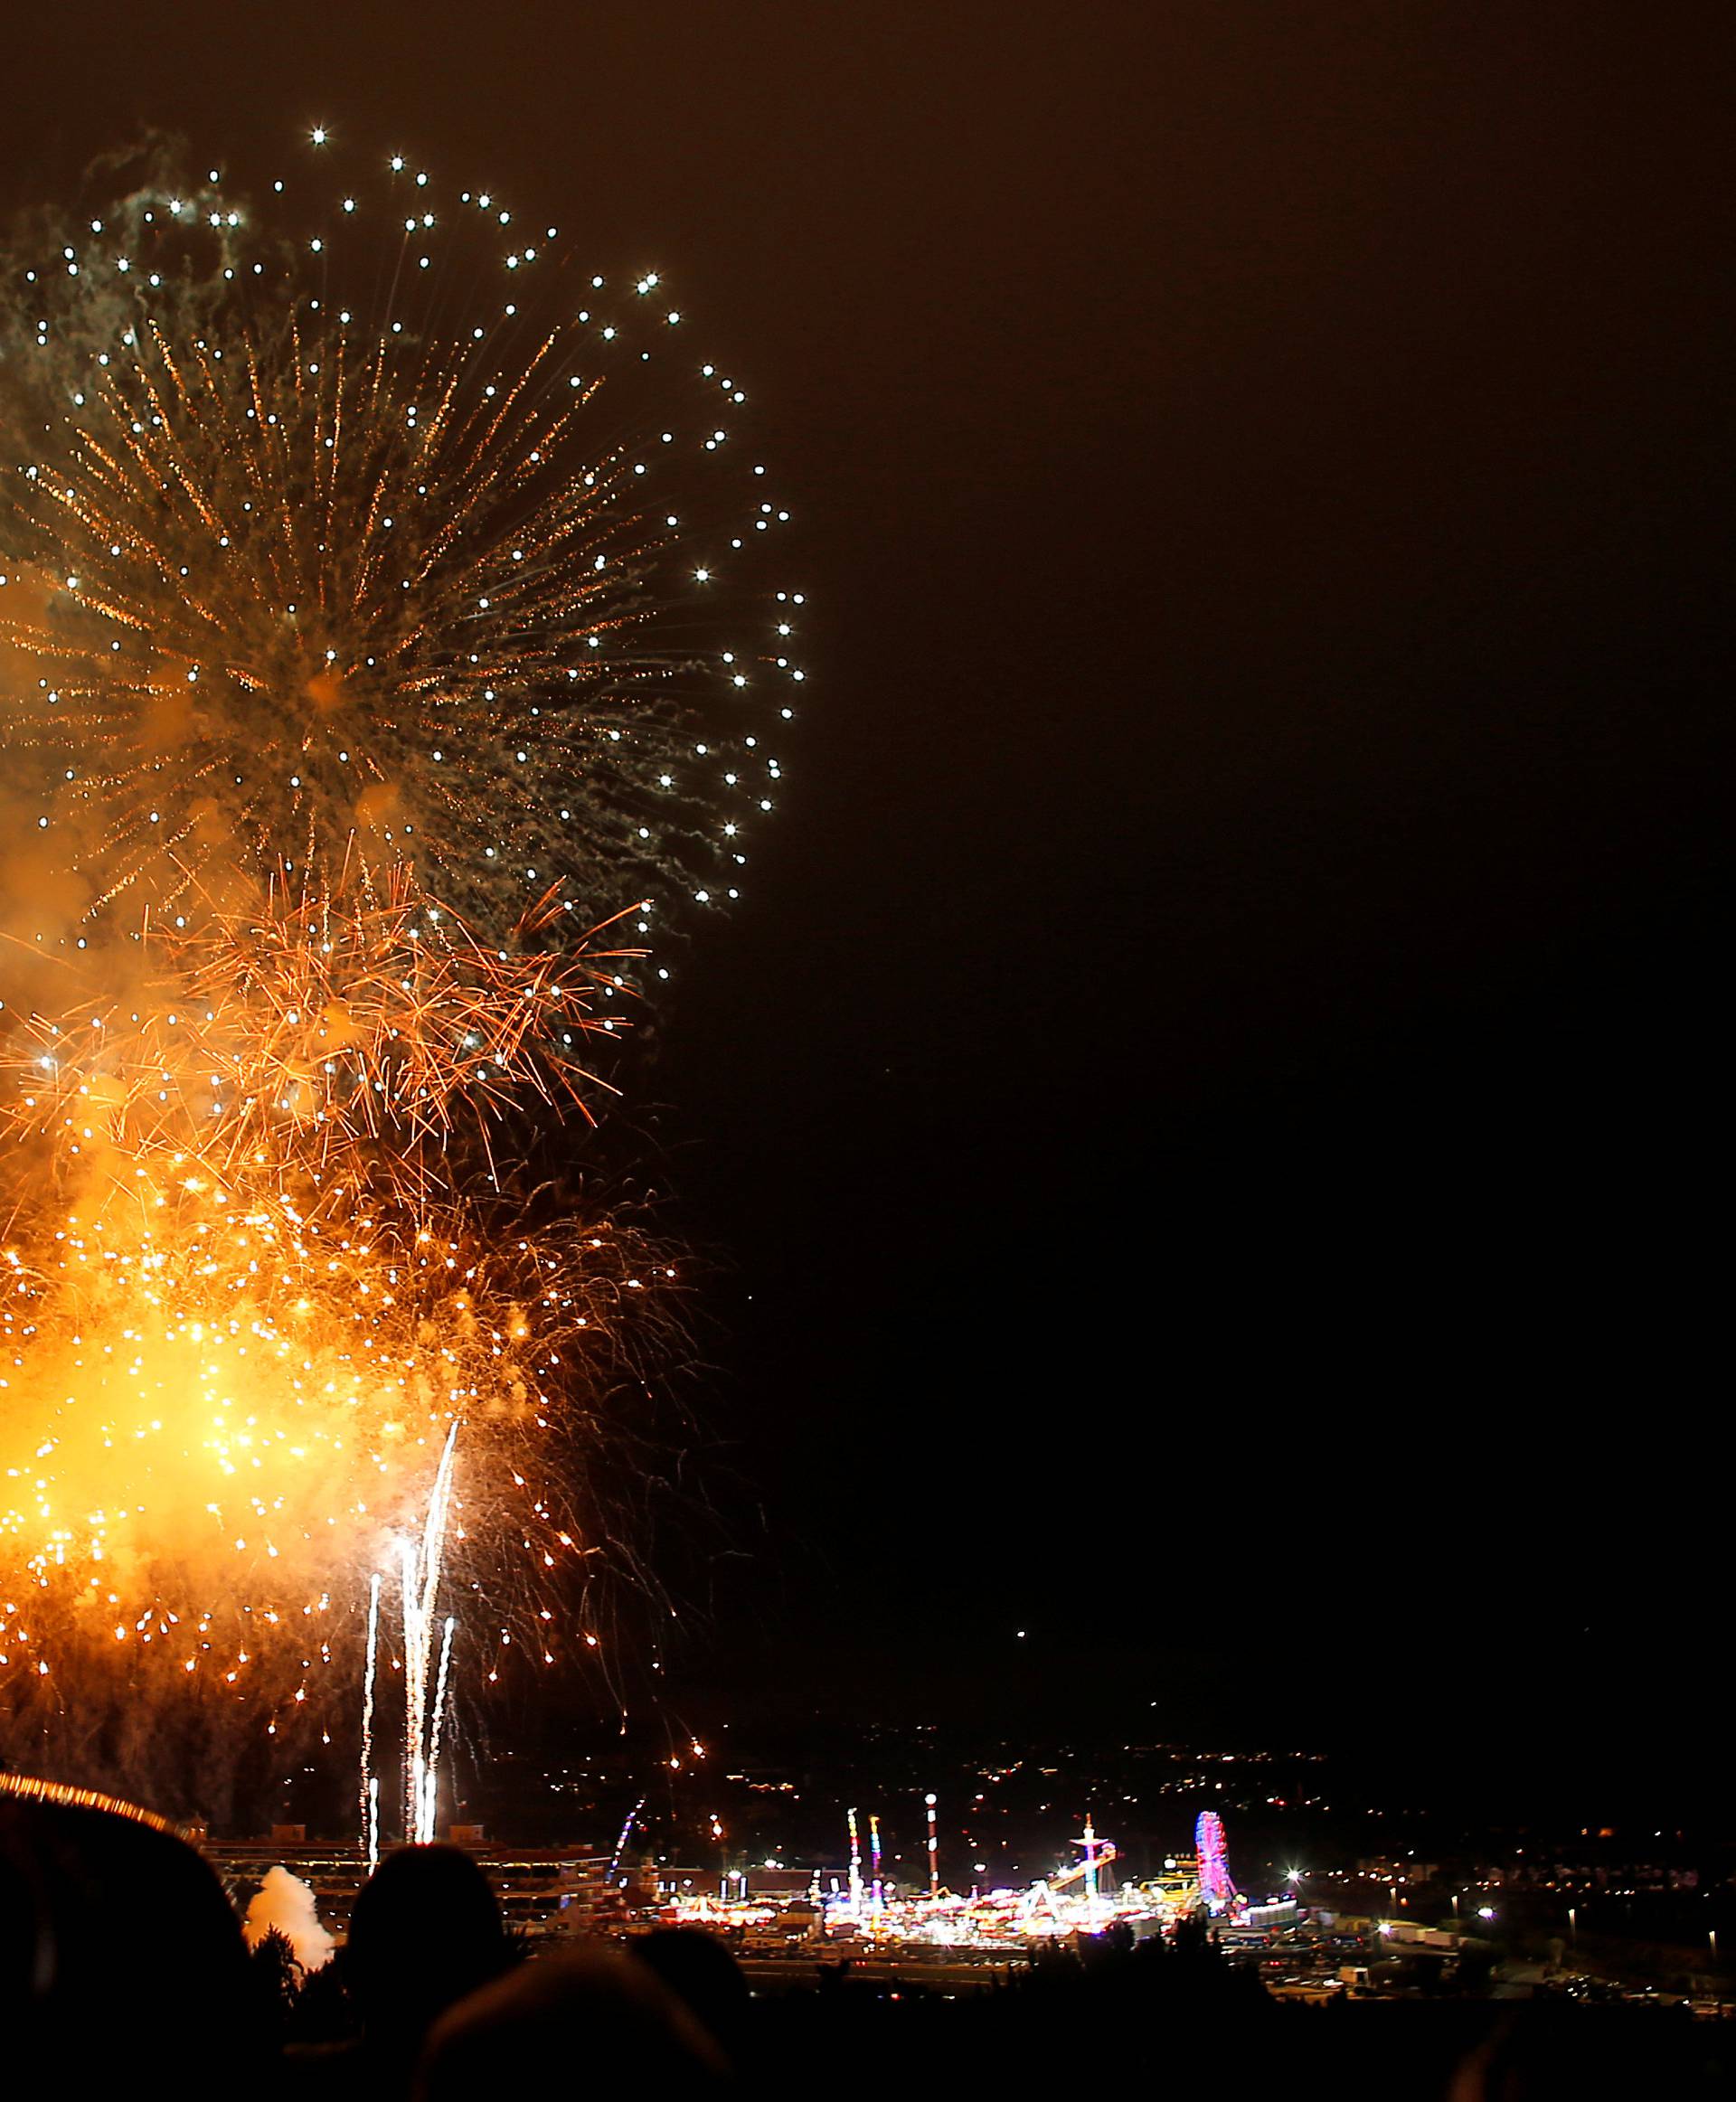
[660,1805,1282,1952]
[1195,1809,1239,1913]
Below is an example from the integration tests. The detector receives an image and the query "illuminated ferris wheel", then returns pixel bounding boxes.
[1194,1810,1239,1914]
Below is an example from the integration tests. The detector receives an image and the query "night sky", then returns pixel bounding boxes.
[5,5,1729,1810]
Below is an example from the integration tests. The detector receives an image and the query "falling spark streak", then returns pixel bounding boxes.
[360,1569,382,1853]
[402,1420,458,1845]
[401,1546,426,1838]
[426,1610,457,1840]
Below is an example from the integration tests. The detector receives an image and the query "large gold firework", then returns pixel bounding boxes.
[0,138,793,1809]
[0,1155,679,1699]
[0,1136,686,1820]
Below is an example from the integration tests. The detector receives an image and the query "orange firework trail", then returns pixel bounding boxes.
[0,133,800,1819]
[2,876,646,1173]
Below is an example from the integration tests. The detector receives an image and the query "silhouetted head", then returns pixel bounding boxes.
[1,1778,262,2097]
[633,1926,752,2063]
[415,1944,727,2097]
[344,1843,512,2042]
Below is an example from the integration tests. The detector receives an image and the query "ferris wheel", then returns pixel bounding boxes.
[1194,1809,1239,1914]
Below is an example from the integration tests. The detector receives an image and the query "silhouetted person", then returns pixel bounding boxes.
[1,1781,268,2099]
[326,1843,513,2095]
[415,1943,727,2097]
[634,1926,753,2068]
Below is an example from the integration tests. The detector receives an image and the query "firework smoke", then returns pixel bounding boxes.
[243,1864,335,1972]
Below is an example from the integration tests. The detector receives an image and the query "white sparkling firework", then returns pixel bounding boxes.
[401,1420,458,1845]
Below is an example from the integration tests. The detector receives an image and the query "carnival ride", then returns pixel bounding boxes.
[1195,1809,1239,1915]
[660,1808,1255,1950]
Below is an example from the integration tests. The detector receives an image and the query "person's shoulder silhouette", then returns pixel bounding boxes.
[2,1778,268,2099]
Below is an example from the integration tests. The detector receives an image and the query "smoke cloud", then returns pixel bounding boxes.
[243,1863,335,1973]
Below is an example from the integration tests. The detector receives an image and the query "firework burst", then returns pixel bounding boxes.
[0,1143,684,1725]
[0,136,797,1816]
[0,149,797,953]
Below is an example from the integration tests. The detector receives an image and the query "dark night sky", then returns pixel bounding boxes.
[5,5,1730,1805]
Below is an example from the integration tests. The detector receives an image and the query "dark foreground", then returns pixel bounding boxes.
[5,1782,1731,2098]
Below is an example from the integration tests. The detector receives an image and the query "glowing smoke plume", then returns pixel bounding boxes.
[243,1863,335,1973]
